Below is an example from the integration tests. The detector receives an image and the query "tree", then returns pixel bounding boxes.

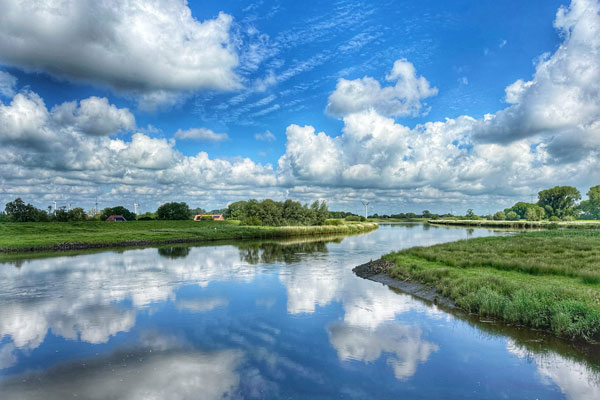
[493,211,506,221]
[156,202,191,220]
[100,206,136,221]
[506,211,519,221]
[316,201,329,225]
[4,198,47,222]
[537,186,581,218]
[579,185,600,220]
[505,202,545,221]
[422,210,432,218]
[465,209,475,219]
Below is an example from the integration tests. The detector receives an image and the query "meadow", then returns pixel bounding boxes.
[384,230,600,342]
[0,220,378,252]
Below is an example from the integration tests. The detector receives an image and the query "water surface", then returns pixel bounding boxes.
[0,224,598,399]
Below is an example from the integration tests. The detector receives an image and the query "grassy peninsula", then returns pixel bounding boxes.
[0,220,378,253]
[379,230,600,342]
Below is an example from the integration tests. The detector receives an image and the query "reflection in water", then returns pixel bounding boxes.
[507,340,600,400]
[157,246,191,259]
[0,224,599,399]
[0,347,243,400]
[328,323,438,380]
[237,236,340,265]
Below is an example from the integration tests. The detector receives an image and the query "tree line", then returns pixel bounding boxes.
[0,197,334,226]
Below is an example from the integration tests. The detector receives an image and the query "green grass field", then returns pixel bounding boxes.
[384,230,600,342]
[0,220,378,252]
[430,219,600,229]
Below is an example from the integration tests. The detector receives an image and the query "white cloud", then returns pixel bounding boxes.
[0,70,17,97]
[474,0,600,148]
[254,130,276,142]
[326,58,438,118]
[0,0,240,105]
[174,128,229,142]
[52,96,135,136]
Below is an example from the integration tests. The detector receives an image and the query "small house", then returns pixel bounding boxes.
[106,215,127,222]
[194,214,224,221]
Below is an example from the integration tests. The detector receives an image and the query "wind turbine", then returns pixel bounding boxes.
[361,201,370,219]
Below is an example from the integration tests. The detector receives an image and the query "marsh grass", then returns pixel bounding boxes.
[385,230,600,342]
[0,220,378,252]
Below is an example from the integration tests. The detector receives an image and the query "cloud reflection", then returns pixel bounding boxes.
[0,348,243,400]
[506,340,600,400]
[328,323,438,380]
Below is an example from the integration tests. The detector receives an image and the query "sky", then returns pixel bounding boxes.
[0,0,599,215]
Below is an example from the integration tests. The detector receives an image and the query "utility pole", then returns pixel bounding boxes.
[361,201,370,219]
[95,197,99,216]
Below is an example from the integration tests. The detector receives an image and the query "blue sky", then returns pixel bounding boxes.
[1,0,599,214]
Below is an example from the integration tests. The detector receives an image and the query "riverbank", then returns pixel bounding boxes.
[0,220,378,253]
[354,230,600,342]
[429,219,600,229]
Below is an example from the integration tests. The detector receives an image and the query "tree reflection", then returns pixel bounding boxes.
[157,246,191,259]
[237,237,342,265]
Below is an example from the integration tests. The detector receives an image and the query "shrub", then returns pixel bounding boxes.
[493,211,506,221]
[345,215,361,222]
[549,216,561,222]
[325,219,343,225]
[242,216,263,226]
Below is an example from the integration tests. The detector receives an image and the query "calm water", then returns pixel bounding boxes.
[0,224,599,399]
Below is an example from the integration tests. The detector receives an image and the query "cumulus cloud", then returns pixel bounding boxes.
[1,0,600,212]
[0,0,240,105]
[473,0,600,151]
[326,58,438,118]
[0,70,17,97]
[254,130,276,142]
[174,128,229,142]
[278,0,600,200]
[0,89,275,206]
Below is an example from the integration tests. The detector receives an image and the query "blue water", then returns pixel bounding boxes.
[0,224,598,399]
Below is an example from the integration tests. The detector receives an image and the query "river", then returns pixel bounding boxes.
[0,223,598,399]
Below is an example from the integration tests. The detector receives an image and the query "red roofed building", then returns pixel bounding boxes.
[106,215,127,222]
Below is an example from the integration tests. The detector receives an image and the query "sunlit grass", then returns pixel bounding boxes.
[0,220,378,251]
[384,230,600,342]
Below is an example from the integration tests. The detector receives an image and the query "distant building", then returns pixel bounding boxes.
[106,215,127,222]
[194,214,224,221]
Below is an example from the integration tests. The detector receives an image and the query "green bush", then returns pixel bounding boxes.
[493,211,506,221]
[242,216,263,226]
[325,219,344,225]
[345,215,361,222]
[549,216,561,222]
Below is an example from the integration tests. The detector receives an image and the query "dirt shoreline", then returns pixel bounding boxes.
[352,259,456,308]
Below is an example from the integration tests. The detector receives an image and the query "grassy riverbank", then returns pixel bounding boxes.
[0,220,378,253]
[429,219,600,229]
[382,230,600,342]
